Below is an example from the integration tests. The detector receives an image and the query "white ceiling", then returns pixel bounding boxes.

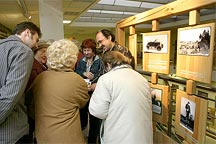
[0,0,215,39]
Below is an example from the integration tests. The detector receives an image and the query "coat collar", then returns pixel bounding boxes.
[110,64,131,72]
[82,55,100,62]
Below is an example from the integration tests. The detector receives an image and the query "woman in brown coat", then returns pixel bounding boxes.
[27,39,89,143]
[24,41,50,143]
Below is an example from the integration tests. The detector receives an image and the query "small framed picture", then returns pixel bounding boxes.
[142,30,171,74]
[151,88,162,115]
[150,84,169,125]
[180,97,196,134]
[175,90,208,143]
[178,26,211,56]
[143,32,169,54]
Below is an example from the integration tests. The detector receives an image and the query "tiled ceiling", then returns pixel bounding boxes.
[0,0,215,38]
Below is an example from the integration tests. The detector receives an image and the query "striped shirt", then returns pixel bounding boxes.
[0,35,34,143]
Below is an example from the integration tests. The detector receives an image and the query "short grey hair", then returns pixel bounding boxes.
[46,39,79,71]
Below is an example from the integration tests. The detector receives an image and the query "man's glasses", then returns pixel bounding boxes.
[97,38,106,45]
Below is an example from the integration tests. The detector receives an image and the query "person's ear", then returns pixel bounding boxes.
[108,35,112,41]
[107,63,112,71]
[24,29,31,37]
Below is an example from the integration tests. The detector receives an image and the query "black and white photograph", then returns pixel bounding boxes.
[180,97,196,134]
[178,26,211,56]
[142,33,168,54]
[151,88,162,115]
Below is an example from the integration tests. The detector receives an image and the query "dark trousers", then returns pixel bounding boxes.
[88,114,101,144]
[80,91,101,144]
[16,134,32,144]
[80,104,89,130]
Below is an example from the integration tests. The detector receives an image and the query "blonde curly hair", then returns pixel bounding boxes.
[46,39,79,71]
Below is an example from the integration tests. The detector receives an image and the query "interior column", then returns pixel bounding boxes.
[39,0,64,40]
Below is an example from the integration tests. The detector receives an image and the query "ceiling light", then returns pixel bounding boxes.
[123,12,139,15]
[114,0,141,7]
[79,17,92,19]
[93,17,111,20]
[98,0,115,5]
[88,10,101,13]
[88,9,138,15]
[98,0,140,7]
[140,2,162,9]
[101,10,123,15]
[63,20,71,24]
[79,16,122,21]
[98,0,162,9]
[80,17,111,20]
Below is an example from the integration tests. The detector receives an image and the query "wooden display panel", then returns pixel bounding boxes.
[129,34,137,69]
[175,90,207,144]
[150,84,169,125]
[213,50,216,70]
[176,23,215,84]
[142,30,170,74]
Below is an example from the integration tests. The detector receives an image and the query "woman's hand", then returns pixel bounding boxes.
[83,72,94,80]
[89,83,96,91]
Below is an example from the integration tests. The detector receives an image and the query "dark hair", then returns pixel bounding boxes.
[102,51,130,69]
[12,21,42,38]
[97,29,115,42]
[81,38,96,53]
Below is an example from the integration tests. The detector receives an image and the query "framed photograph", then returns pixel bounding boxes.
[180,97,196,134]
[143,33,168,54]
[151,88,162,115]
[178,26,211,56]
[142,31,171,74]
[150,84,169,125]
[175,90,207,143]
[176,23,215,84]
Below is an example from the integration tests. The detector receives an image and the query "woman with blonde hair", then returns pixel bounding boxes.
[26,39,89,143]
